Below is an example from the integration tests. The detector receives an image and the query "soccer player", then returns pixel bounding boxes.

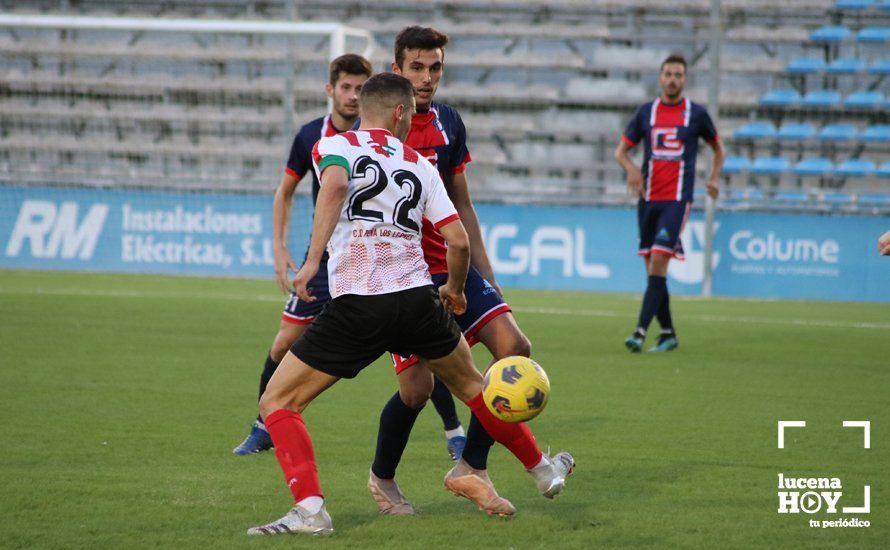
[232,54,372,455]
[246,73,572,536]
[614,54,725,353]
[366,27,560,517]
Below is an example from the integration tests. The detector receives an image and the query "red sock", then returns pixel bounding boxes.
[264,409,323,503]
[466,393,543,469]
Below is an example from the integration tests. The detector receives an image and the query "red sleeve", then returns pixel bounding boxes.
[451,152,472,175]
[433,213,461,229]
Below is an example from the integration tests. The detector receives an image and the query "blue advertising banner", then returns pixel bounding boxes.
[2,185,889,302]
[0,185,309,278]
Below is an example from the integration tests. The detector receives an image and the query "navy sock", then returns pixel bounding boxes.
[256,353,279,423]
[636,275,667,333]
[461,412,495,470]
[430,376,461,431]
[371,392,423,479]
[656,284,673,332]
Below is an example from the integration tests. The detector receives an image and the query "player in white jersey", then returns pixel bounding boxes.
[247,73,572,536]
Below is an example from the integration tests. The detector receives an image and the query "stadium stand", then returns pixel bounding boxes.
[0,0,886,211]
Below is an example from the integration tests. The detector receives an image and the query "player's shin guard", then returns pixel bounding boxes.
[265,409,323,503]
[637,275,667,332]
[466,393,542,469]
[655,283,673,332]
[256,354,280,423]
[461,412,495,470]
[371,392,423,479]
[430,376,461,431]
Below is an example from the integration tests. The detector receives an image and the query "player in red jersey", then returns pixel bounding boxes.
[246,73,571,535]
[232,54,372,455]
[366,27,572,517]
[614,54,725,353]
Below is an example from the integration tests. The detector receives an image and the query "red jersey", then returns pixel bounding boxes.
[403,103,471,275]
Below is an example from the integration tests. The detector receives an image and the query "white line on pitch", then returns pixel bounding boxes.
[3,286,888,331]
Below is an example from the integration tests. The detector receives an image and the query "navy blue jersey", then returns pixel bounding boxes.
[621,98,718,202]
[285,114,346,204]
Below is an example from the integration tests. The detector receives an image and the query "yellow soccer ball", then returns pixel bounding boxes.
[482,356,550,422]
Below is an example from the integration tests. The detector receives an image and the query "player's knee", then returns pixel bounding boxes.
[270,325,303,362]
[399,384,431,409]
[497,333,532,359]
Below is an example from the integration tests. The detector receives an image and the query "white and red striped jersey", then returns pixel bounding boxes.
[311,128,460,298]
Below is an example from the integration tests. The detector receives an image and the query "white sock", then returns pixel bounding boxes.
[445,426,465,440]
[530,455,551,471]
[297,496,324,515]
[660,328,674,335]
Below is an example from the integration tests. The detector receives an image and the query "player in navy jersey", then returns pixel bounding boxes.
[364,27,569,519]
[232,54,373,455]
[614,54,725,353]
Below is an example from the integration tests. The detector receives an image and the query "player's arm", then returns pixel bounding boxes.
[614,139,643,198]
[437,218,470,315]
[705,138,725,200]
[272,171,301,293]
[293,165,348,302]
[447,171,502,295]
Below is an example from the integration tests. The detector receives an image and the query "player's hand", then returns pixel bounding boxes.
[439,284,467,315]
[706,178,720,200]
[274,246,298,294]
[293,262,319,302]
[627,168,644,198]
[879,230,890,256]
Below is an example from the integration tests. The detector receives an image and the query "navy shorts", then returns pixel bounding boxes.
[281,251,331,325]
[637,200,692,260]
[393,265,512,373]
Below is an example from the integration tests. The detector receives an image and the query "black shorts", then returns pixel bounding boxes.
[290,285,462,379]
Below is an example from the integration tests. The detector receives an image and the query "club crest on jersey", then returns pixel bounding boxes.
[368,140,396,157]
[651,127,685,158]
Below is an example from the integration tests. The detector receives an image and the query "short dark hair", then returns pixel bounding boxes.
[329,53,373,86]
[359,73,415,111]
[661,54,687,72]
[394,26,449,69]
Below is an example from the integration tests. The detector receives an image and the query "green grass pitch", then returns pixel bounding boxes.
[1,269,887,549]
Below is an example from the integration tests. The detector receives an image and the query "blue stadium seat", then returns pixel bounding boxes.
[858,193,890,204]
[835,0,874,8]
[729,189,765,201]
[777,123,816,140]
[822,191,852,204]
[818,123,859,141]
[834,158,877,176]
[760,89,801,106]
[861,125,890,142]
[878,161,890,178]
[843,90,885,108]
[787,57,826,73]
[857,27,890,42]
[868,59,890,74]
[793,157,834,176]
[801,90,841,108]
[811,25,852,42]
[751,157,790,175]
[734,121,776,139]
[826,58,866,74]
[722,156,751,174]
[775,190,810,202]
